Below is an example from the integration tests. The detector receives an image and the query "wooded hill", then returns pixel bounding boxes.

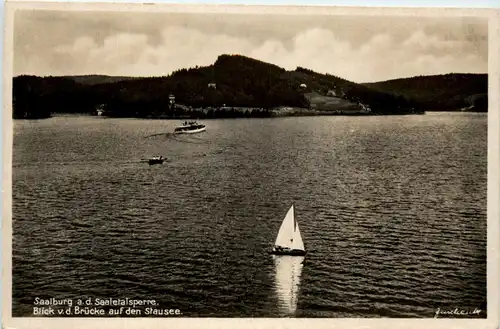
[363,73,487,112]
[14,54,482,119]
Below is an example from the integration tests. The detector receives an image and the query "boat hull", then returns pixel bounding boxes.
[269,249,307,256]
[148,159,164,165]
[173,127,206,134]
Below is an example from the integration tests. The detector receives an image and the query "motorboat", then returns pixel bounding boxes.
[173,121,206,134]
[144,156,165,165]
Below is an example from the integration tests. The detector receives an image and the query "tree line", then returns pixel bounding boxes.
[363,73,488,112]
[13,54,439,119]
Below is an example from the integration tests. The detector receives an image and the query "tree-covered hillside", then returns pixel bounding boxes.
[16,54,475,119]
[289,68,421,114]
[363,73,487,112]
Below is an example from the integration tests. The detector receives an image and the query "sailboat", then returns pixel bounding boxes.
[270,205,306,256]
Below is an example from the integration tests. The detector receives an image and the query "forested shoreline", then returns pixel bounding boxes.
[13,54,486,119]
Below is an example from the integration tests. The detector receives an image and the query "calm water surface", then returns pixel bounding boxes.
[12,113,487,317]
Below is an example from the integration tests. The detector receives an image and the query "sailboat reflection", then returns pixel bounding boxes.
[273,255,305,316]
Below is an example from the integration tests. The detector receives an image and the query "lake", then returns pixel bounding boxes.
[12,112,487,318]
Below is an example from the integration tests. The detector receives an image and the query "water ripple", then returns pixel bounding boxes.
[12,114,487,317]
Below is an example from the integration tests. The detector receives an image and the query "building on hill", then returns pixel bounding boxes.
[96,104,106,116]
[169,94,176,111]
[327,90,337,97]
[358,102,371,113]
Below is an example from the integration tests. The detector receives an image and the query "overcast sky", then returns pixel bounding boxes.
[13,10,488,83]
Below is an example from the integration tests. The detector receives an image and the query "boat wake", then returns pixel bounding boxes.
[170,134,210,145]
[144,132,175,139]
[144,132,210,145]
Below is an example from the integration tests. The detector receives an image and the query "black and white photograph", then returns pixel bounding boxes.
[2,2,499,327]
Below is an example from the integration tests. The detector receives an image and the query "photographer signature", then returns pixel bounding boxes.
[434,307,482,318]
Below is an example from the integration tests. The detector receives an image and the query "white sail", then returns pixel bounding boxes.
[274,205,305,251]
[273,255,304,315]
[291,221,305,251]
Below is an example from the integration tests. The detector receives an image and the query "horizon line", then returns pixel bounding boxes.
[12,53,489,84]
[12,71,489,84]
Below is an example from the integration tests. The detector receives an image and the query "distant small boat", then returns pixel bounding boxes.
[173,121,206,134]
[270,205,306,256]
[141,156,165,165]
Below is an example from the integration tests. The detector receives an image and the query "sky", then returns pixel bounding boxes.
[13,9,488,83]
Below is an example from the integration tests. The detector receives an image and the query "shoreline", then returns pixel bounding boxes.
[15,106,489,120]
[25,105,425,120]
[17,105,493,121]
[16,110,450,120]
[16,108,493,121]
